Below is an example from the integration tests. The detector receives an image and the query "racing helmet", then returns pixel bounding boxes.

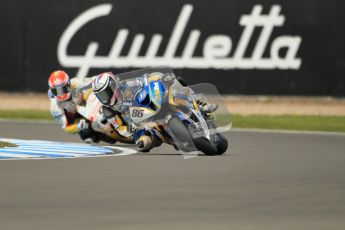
[48,70,71,101]
[92,72,121,107]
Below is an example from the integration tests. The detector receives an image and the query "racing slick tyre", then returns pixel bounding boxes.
[167,117,196,152]
[168,117,223,155]
[193,137,218,156]
[193,133,228,156]
[204,121,228,155]
[213,133,228,155]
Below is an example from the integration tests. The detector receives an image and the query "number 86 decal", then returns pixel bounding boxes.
[131,109,144,117]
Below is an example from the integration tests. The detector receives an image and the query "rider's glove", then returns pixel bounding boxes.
[128,123,138,133]
[77,119,89,132]
[162,73,176,86]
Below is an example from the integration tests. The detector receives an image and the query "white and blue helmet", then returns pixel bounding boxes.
[92,72,120,107]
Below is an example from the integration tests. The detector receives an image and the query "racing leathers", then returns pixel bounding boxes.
[49,77,111,143]
[100,73,169,151]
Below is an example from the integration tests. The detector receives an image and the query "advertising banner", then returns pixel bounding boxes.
[0,0,344,95]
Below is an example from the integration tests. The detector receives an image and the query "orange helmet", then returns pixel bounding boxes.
[48,70,71,101]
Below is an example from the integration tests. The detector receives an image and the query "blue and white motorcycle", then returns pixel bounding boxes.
[118,68,231,156]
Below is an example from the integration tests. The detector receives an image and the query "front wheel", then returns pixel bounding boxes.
[213,133,228,155]
[167,117,227,155]
[167,117,196,152]
[193,133,228,156]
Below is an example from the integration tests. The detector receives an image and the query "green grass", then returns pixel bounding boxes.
[0,110,345,133]
[0,110,53,121]
[0,141,18,148]
[230,114,345,133]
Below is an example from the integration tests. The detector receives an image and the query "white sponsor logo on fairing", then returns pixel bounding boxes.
[58,4,302,78]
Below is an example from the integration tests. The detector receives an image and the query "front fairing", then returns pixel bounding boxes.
[167,81,211,139]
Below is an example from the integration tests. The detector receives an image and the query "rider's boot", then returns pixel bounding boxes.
[78,121,98,143]
[196,100,218,113]
[135,131,162,152]
[136,135,153,152]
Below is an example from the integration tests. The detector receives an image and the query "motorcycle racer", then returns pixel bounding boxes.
[48,70,113,143]
[92,71,218,152]
[91,72,136,142]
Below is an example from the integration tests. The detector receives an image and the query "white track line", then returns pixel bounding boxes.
[232,128,345,136]
[0,152,42,158]
[10,146,112,153]
[104,146,137,156]
[0,148,89,157]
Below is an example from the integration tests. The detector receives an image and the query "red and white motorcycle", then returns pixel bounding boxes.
[77,92,133,144]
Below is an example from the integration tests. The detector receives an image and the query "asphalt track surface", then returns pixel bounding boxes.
[0,120,345,230]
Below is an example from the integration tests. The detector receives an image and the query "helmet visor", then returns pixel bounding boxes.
[95,83,119,105]
[51,84,71,101]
